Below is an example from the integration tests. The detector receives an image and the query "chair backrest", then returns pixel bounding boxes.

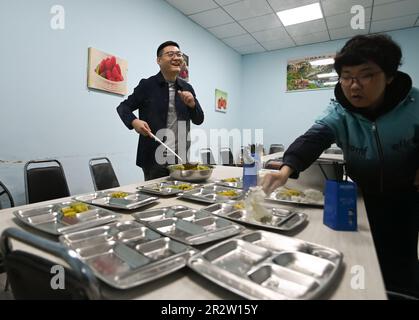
[89,157,120,191]
[269,144,284,154]
[0,227,101,299]
[220,147,235,166]
[24,160,70,204]
[0,180,14,209]
[200,148,216,165]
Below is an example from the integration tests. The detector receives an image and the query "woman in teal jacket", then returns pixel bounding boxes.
[262,34,419,298]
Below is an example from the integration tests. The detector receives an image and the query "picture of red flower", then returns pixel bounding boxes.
[95,56,124,82]
[87,47,128,95]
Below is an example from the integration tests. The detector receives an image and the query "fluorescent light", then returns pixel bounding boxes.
[317,72,338,79]
[323,81,338,86]
[310,58,335,66]
[277,3,323,27]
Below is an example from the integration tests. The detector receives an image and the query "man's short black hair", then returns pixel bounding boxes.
[157,41,180,57]
[334,34,402,77]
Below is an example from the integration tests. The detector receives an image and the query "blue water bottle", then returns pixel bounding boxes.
[242,146,257,192]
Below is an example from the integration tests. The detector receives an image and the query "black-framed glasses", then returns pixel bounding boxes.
[339,71,383,87]
[160,51,184,58]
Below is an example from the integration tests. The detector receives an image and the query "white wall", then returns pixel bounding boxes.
[0,0,242,205]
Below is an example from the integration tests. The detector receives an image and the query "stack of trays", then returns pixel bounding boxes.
[203,201,307,232]
[133,205,244,245]
[188,231,342,299]
[60,221,196,289]
[13,201,121,235]
[138,180,202,196]
[178,185,244,204]
[74,190,158,210]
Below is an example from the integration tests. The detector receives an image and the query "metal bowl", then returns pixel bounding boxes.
[167,164,214,182]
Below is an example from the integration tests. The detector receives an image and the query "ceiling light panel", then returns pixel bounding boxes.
[277,3,323,26]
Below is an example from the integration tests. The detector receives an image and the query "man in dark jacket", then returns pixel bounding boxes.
[262,34,419,298]
[117,41,204,180]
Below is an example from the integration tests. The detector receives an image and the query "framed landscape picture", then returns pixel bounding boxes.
[215,89,228,113]
[87,47,128,95]
[286,54,337,92]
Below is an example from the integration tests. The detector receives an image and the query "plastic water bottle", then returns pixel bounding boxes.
[242,146,257,192]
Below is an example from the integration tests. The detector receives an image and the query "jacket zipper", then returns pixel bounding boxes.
[371,123,384,192]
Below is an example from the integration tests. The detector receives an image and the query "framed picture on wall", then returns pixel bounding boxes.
[179,53,189,82]
[215,89,228,113]
[87,47,128,95]
[286,53,337,92]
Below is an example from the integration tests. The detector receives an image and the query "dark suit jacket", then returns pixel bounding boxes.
[117,72,204,168]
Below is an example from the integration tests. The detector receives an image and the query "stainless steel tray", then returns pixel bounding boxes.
[266,187,324,207]
[60,220,196,289]
[132,205,245,245]
[13,201,121,235]
[188,230,342,300]
[178,184,244,204]
[215,177,243,189]
[203,201,307,232]
[74,191,158,210]
[137,180,202,196]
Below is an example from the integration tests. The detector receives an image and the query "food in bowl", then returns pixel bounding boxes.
[167,163,213,182]
[170,164,210,171]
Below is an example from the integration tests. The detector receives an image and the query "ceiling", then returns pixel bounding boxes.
[165,0,419,54]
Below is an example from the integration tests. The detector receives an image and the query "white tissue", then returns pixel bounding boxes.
[245,186,272,223]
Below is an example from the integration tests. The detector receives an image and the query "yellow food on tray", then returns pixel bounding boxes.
[279,188,302,197]
[110,192,129,198]
[222,177,239,183]
[275,187,324,204]
[61,202,89,217]
[171,164,210,171]
[217,190,239,197]
[168,184,193,191]
[233,201,245,209]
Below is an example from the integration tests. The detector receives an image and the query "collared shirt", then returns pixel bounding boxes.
[165,80,178,153]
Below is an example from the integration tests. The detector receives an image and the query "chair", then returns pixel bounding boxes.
[268,144,284,154]
[0,181,14,291]
[24,160,70,204]
[0,227,101,300]
[0,180,14,209]
[89,157,120,191]
[200,148,216,165]
[220,147,235,166]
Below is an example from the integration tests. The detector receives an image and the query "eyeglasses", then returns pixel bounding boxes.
[160,51,183,58]
[339,71,383,87]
